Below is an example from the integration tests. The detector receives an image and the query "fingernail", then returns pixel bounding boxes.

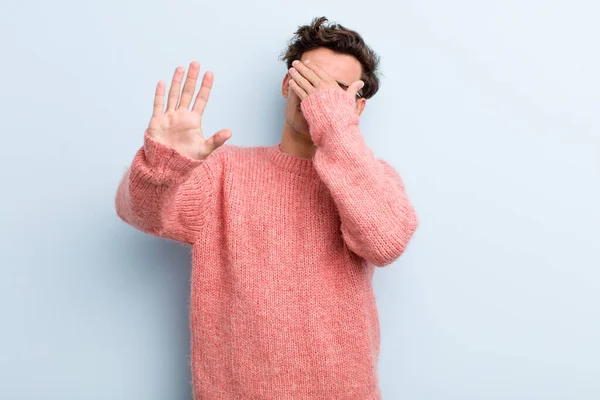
[292,60,299,66]
[305,60,311,64]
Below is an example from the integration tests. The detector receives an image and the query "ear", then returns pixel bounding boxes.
[356,98,367,116]
[282,73,291,98]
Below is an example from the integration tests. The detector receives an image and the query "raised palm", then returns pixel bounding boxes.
[147,61,231,160]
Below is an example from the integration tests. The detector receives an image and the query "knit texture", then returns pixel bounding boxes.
[115,88,418,399]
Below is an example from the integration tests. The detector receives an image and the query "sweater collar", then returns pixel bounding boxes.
[266,143,319,178]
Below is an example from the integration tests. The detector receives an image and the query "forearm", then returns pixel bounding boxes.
[115,132,213,244]
[302,89,418,266]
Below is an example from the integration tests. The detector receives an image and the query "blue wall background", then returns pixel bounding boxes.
[1,0,598,398]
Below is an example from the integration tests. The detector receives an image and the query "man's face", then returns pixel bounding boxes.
[281,47,365,141]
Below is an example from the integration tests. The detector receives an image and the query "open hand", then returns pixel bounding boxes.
[146,61,232,160]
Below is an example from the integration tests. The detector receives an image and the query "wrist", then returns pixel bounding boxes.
[300,89,359,144]
[143,132,204,179]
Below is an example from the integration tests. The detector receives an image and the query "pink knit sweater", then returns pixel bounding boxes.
[115,89,418,399]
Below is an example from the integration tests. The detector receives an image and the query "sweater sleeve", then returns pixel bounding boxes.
[115,132,216,245]
[300,89,418,267]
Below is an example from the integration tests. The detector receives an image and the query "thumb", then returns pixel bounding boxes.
[206,129,232,152]
[347,80,364,98]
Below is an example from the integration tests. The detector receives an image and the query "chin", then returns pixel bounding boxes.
[296,123,311,137]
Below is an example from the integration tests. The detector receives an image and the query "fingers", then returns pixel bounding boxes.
[303,60,332,81]
[288,78,308,100]
[192,71,214,116]
[288,67,314,96]
[166,66,185,112]
[152,81,166,117]
[291,60,321,85]
[178,61,200,110]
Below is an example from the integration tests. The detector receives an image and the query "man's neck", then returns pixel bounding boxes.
[280,126,317,159]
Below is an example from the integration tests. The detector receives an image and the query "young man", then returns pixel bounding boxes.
[116,16,418,400]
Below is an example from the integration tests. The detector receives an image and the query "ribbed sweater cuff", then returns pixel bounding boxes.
[300,88,360,146]
[143,132,204,184]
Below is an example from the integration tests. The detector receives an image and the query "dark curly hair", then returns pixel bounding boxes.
[280,16,381,99]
